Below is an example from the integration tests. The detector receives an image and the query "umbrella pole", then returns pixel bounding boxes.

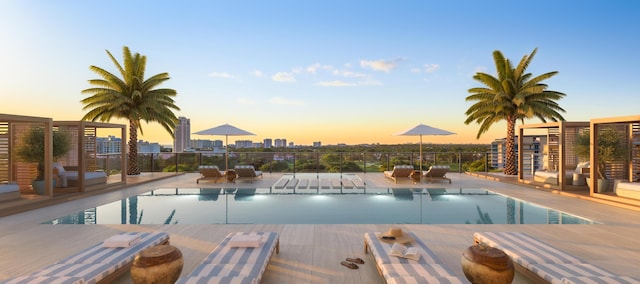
[225,135,229,171]
[419,135,423,181]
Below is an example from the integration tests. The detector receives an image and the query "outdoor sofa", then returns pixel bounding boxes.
[615,182,640,200]
[53,163,108,188]
[0,183,20,202]
[533,162,590,186]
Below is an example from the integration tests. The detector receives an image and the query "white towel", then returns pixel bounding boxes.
[229,234,262,248]
[103,234,141,248]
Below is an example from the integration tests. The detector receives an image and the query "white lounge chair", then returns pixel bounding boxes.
[3,232,169,284]
[176,232,279,284]
[197,165,226,184]
[364,231,466,283]
[422,166,451,184]
[474,231,640,284]
[383,165,414,184]
[234,165,263,183]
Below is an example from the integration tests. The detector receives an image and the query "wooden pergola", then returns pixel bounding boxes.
[0,113,55,198]
[518,121,589,191]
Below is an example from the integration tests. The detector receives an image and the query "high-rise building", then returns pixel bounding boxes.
[490,135,546,173]
[274,138,287,148]
[96,135,122,154]
[173,116,190,153]
[263,138,273,148]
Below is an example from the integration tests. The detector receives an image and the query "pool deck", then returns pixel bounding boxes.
[1,172,640,283]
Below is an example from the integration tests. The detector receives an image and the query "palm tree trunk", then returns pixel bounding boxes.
[127,121,140,175]
[504,118,517,175]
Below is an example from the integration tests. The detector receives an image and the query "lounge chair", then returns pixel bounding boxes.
[364,231,466,283]
[474,231,640,284]
[3,232,169,284]
[197,165,226,184]
[383,165,414,184]
[176,232,279,284]
[422,166,451,184]
[233,165,263,183]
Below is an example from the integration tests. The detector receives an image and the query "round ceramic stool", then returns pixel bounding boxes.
[131,244,183,284]
[461,243,514,284]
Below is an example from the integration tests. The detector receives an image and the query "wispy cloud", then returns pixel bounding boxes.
[316,80,356,87]
[208,71,237,79]
[423,64,440,73]
[272,72,296,82]
[269,96,304,105]
[332,69,367,78]
[360,58,402,73]
[251,69,264,77]
[306,63,334,74]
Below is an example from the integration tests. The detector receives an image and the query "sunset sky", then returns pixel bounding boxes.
[1,1,639,146]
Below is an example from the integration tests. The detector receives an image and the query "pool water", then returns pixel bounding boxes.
[45,188,595,225]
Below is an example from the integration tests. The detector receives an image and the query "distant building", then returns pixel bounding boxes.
[313,141,321,147]
[263,138,273,148]
[288,142,294,148]
[138,140,162,153]
[173,116,190,153]
[235,140,253,148]
[490,135,546,173]
[274,139,287,148]
[96,135,121,154]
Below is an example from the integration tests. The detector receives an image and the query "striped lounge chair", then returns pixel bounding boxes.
[364,232,466,284]
[2,232,169,284]
[177,232,279,284]
[474,232,640,284]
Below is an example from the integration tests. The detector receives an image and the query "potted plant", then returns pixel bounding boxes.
[16,127,71,194]
[575,127,627,192]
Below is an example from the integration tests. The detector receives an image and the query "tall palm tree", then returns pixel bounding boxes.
[464,48,566,175]
[81,46,179,175]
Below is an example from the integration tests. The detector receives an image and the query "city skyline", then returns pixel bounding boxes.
[2,1,639,145]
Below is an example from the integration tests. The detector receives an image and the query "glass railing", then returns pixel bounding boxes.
[97,151,492,174]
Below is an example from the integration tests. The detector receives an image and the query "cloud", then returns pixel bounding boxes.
[236,97,256,104]
[424,64,440,73]
[316,80,356,87]
[360,58,401,73]
[251,69,264,77]
[410,68,421,73]
[306,63,334,74]
[208,71,237,79]
[332,69,367,78]
[272,72,296,82]
[269,96,304,105]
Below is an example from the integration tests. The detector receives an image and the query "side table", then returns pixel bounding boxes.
[131,244,183,284]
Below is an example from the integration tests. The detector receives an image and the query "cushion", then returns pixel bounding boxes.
[1,276,85,284]
[53,163,66,174]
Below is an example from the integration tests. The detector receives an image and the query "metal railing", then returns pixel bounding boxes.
[95,151,492,175]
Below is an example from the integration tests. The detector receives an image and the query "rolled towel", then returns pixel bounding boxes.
[103,234,141,248]
[229,234,262,248]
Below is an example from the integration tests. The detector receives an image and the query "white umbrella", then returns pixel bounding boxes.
[193,123,256,170]
[394,124,455,178]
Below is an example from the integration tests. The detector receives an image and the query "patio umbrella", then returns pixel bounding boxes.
[394,124,455,178]
[193,123,255,170]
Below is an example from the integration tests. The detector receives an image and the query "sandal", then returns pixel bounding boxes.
[341,261,359,269]
[346,257,365,264]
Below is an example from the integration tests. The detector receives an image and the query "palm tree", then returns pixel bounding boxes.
[464,48,566,175]
[81,46,179,175]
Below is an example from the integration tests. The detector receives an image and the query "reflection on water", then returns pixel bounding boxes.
[44,188,596,225]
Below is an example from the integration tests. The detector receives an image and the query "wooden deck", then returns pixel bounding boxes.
[1,172,640,283]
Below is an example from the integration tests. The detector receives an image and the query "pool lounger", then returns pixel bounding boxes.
[364,231,466,284]
[474,232,640,284]
[2,232,169,284]
[177,232,279,284]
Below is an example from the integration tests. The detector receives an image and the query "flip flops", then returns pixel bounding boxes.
[346,257,365,264]
[341,261,359,269]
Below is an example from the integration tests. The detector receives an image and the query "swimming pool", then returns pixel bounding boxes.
[46,187,595,225]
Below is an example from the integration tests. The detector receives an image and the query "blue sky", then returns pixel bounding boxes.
[1,1,639,145]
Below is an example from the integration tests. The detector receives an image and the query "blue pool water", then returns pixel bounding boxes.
[46,187,595,225]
